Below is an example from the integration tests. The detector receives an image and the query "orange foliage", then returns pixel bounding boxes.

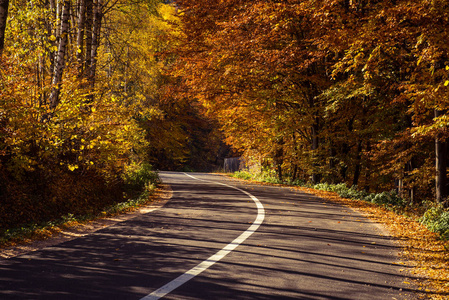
[169,0,449,202]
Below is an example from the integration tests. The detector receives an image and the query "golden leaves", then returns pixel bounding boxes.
[67,164,79,171]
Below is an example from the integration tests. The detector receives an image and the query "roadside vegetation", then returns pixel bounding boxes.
[0,0,225,244]
[0,162,160,247]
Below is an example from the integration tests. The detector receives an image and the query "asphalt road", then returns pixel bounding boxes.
[0,172,419,299]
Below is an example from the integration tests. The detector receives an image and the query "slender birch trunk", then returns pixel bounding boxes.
[48,0,57,75]
[55,0,61,40]
[84,0,93,75]
[49,0,71,110]
[76,0,86,73]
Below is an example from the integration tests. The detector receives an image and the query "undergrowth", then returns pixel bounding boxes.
[0,163,160,247]
[420,205,449,240]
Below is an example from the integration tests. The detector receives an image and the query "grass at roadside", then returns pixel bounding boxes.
[228,171,449,300]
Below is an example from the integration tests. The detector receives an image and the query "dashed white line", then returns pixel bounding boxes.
[140,173,265,300]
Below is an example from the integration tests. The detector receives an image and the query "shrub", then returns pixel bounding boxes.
[291,179,306,186]
[232,170,253,180]
[310,182,368,201]
[122,162,160,193]
[421,205,449,240]
[309,181,404,208]
[257,171,282,184]
[337,186,365,200]
[370,191,405,206]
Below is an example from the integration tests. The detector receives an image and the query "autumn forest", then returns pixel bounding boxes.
[1,0,449,230]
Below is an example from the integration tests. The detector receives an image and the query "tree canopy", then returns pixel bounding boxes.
[0,0,226,228]
[166,0,449,206]
[1,0,449,229]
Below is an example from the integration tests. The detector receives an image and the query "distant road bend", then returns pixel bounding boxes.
[0,172,418,299]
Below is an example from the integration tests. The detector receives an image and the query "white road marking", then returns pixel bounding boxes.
[140,173,265,300]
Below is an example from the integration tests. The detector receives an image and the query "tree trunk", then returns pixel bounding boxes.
[435,138,447,203]
[49,0,71,110]
[290,132,299,182]
[49,0,56,76]
[311,122,320,184]
[291,164,298,182]
[55,0,61,39]
[276,164,283,182]
[0,0,9,57]
[84,0,93,76]
[435,109,448,205]
[38,55,47,106]
[340,117,355,181]
[406,158,416,204]
[329,143,337,183]
[340,144,349,181]
[352,140,363,186]
[274,138,284,182]
[329,145,336,169]
[76,0,86,73]
[105,21,112,78]
[363,141,371,192]
[89,0,103,88]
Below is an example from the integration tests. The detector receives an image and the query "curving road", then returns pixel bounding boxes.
[0,172,418,299]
